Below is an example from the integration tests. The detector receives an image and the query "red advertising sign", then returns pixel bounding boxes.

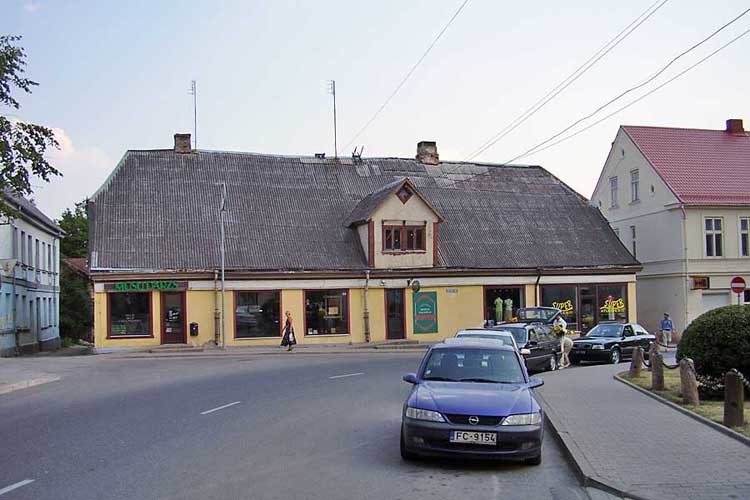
[730,276,746,294]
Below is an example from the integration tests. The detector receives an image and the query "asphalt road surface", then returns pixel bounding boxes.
[0,353,591,500]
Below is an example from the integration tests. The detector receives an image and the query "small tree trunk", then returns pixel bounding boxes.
[679,358,699,405]
[651,350,664,391]
[629,347,644,377]
[724,372,745,428]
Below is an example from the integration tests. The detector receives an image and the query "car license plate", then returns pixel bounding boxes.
[450,431,497,445]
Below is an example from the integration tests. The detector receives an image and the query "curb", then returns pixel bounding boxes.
[614,374,750,448]
[0,375,61,395]
[105,349,427,360]
[536,390,644,500]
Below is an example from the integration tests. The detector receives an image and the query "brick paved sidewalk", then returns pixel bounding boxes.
[537,363,750,500]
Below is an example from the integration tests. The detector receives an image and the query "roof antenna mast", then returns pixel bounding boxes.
[327,80,338,158]
[189,80,198,150]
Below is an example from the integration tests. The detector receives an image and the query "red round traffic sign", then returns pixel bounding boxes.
[730,276,746,294]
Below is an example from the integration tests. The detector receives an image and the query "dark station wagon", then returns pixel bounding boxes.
[570,323,655,365]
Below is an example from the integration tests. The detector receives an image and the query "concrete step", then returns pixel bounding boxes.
[147,344,205,353]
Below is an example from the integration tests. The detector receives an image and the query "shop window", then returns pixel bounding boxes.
[384,225,425,252]
[305,290,349,335]
[235,291,280,338]
[484,287,523,325]
[705,217,723,257]
[597,285,627,323]
[541,285,578,329]
[109,293,151,337]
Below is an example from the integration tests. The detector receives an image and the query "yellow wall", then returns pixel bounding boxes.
[94,291,162,348]
[627,281,637,323]
[404,285,484,341]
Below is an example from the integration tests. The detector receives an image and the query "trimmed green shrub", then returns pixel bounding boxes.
[677,305,750,380]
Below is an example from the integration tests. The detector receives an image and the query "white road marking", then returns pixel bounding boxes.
[328,372,364,379]
[200,401,241,415]
[0,479,35,496]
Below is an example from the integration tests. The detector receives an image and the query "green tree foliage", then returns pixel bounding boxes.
[58,200,88,257]
[59,264,93,341]
[677,305,750,380]
[1,35,59,216]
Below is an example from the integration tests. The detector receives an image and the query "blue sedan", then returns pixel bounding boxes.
[400,339,545,465]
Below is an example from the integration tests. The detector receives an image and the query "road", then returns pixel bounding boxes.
[0,353,591,500]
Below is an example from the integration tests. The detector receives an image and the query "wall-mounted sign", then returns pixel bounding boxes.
[691,276,710,290]
[105,280,188,292]
[413,291,438,334]
[446,288,459,294]
[599,296,625,314]
[552,299,574,315]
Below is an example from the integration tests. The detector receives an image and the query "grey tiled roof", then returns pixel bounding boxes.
[2,189,63,235]
[88,150,639,272]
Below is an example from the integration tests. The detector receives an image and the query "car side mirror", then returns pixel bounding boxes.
[520,348,531,356]
[528,377,544,389]
[402,373,418,384]
[528,340,538,346]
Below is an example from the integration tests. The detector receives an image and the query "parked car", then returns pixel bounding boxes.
[400,338,545,465]
[570,323,655,365]
[515,307,562,325]
[490,323,560,372]
[454,329,519,351]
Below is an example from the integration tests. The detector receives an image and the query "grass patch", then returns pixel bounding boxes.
[620,369,750,438]
[60,337,76,348]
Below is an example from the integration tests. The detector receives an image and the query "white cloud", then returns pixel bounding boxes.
[23,2,41,12]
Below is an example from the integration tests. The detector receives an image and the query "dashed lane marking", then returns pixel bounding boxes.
[328,372,364,379]
[200,401,241,415]
[0,479,35,496]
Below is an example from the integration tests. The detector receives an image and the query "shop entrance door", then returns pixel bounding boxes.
[161,292,186,344]
[580,286,596,335]
[386,289,405,340]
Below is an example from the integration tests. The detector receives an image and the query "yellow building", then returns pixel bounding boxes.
[88,136,640,350]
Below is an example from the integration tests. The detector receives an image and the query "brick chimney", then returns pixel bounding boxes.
[416,141,439,165]
[174,133,192,153]
[725,119,745,135]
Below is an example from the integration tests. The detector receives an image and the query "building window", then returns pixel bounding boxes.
[384,224,425,252]
[740,218,749,257]
[705,217,723,257]
[35,239,39,269]
[630,225,636,258]
[541,285,578,330]
[305,290,349,335]
[20,231,25,265]
[108,293,152,337]
[234,291,280,338]
[630,169,639,202]
[27,235,32,267]
[609,177,618,207]
[484,287,524,325]
[12,227,18,259]
[396,185,414,204]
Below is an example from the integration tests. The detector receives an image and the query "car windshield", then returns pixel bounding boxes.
[456,332,515,347]
[497,326,527,346]
[422,347,525,384]
[586,324,623,338]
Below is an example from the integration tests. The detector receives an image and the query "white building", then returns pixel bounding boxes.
[591,119,750,336]
[0,191,63,356]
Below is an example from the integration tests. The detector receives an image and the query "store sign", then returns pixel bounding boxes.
[552,299,574,315]
[599,296,625,314]
[413,291,438,334]
[105,280,188,292]
[691,276,710,290]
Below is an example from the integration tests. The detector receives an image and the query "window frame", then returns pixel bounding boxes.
[704,217,724,258]
[609,176,619,208]
[303,289,351,336]
[106,292,154,339]
[382,223,426,253]
[630,169,639,202]
[233,290,282,339]
[630,225,636,258]
[740,217,749,258]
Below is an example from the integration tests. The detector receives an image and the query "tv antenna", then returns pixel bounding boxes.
[189,80,198,149]
[327,80,338,158]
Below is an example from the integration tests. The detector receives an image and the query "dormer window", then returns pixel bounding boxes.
[384,224,425,252]
[396,185,413,204]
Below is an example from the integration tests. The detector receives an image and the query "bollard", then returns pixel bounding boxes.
[629,346,644,377]
[647,342,658,372]
[679,358,699,405]
[724,371,745,428]
[651,350,664,391]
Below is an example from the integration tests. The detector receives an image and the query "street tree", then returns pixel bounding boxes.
[58,200,88,257]
[0,34,59,216]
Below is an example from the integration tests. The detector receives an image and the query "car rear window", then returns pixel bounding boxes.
[456,333,515,347]
[422,348,525,384]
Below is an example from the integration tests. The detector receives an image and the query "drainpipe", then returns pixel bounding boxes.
[680,204,689,332]
[12,261,19,356]
[534,267,542,307]
[213,270,220,346]
[363,270,371,343]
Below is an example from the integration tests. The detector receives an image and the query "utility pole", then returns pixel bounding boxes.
[189,80,197,149]
[327,80,338,158]
[219,182,227,349]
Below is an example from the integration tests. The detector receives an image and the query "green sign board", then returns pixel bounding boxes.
[413,291,438,334]
[106,280,187,292]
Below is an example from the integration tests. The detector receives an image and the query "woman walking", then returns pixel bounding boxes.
[280,311,297,352]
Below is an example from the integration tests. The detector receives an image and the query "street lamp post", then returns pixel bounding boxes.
[220,183,227,350]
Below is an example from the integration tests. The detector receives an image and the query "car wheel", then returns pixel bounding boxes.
[400,430,417,461]
[609,348,621,364]
[546,354,557,371]
[524,454,542,466]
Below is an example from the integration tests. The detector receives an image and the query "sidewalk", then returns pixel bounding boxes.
[537,362,750,500]
[0,359,62,395]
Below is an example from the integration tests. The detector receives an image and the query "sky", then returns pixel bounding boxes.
[3,0,749,219]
